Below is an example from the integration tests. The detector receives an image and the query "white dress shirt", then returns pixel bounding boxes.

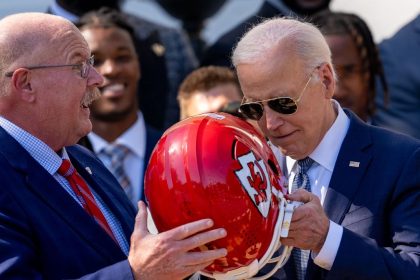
[88,111,147,203]
[271,100,350,270]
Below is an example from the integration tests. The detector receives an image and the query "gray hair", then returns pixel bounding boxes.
[232,17,335,77]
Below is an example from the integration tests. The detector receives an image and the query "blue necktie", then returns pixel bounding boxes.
[102,144,134,204]
[292,157,314,280]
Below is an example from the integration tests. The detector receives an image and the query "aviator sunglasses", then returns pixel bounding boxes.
[239,69,317,120]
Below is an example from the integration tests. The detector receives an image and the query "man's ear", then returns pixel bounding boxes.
[11,69,36,102]
[319,63,335,99]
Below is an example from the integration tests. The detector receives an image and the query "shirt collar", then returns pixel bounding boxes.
[88,111,147,159]
[0,116,67,175]
[309,100,350,171]
[285,100,350,173]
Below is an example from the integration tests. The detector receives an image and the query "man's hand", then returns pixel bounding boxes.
[281,189,330,253]
[128,201,227,280]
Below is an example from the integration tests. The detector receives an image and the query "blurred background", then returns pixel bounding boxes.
[1,0,419,46]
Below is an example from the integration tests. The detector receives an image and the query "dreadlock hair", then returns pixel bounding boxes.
[311,11,388,117]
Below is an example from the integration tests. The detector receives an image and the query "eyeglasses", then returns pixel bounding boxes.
[4,56,94,79]
[239,71,315,120]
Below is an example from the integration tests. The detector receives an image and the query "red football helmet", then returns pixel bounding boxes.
[145,113,296,280]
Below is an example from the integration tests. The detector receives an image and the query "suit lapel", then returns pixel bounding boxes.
[69,151,135,240]
[0,129,126,261]
[26,164,126,261]
[305,112,373,279]
[323,112,373,224]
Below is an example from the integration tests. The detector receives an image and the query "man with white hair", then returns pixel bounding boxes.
[0,12,226,279]
[233,17,420,280]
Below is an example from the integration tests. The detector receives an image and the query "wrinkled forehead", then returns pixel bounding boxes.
[0,14,90,65]
[236,49,309,101]
[250,44,306,79]
[46,24,90,62]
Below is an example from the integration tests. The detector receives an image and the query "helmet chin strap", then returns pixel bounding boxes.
[199,193,299,280]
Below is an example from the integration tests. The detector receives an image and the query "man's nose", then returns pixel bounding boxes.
[264,104,284,131]
[87,66,104,88]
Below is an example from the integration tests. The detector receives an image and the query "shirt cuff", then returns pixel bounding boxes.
[312,220,343,270]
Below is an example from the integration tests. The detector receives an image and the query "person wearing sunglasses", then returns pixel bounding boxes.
[0,12,227,280]
[232,17,420,280]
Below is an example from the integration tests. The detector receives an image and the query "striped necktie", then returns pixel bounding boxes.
[58,159,116,242]
[101,144,134,204]
[292,157,314,280]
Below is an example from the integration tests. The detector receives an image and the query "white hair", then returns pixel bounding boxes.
[232,17,334,77]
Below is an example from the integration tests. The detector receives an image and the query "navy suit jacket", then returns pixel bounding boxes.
[374,14,420,139]
[0,127,137,279]
[259,111,420,279]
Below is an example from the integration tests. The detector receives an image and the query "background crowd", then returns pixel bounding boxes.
[0,0,419,279]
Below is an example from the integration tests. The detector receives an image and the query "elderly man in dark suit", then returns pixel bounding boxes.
[0,12,226,279]
[233,17,420,280]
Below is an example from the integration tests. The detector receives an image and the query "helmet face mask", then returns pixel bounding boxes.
[145,113,293,279]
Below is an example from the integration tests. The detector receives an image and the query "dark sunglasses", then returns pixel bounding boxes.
[239,73,314,120]
[218,101,246,118]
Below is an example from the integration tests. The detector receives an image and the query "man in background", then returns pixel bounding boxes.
[311,11,388,123]
[178,66,242,120]
[49,0,198,130]
[77,8,161,206]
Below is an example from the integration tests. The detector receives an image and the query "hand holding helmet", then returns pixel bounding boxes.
[127,201,228,280]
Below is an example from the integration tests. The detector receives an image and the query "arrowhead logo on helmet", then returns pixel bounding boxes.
[145,113,296,280]
[235,149,272,218]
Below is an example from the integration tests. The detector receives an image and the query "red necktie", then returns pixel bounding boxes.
[58,159,116,242]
